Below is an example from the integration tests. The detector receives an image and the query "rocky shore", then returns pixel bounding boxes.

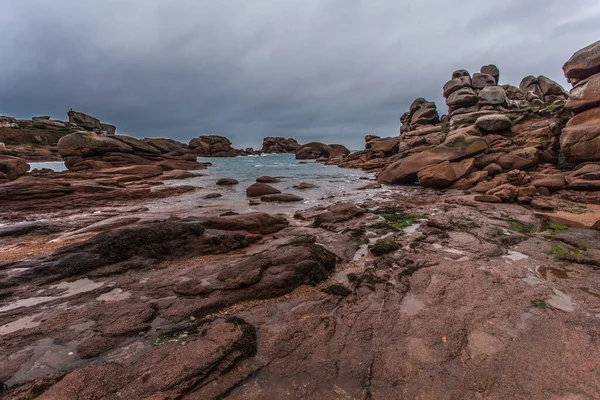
[1,41,600,399]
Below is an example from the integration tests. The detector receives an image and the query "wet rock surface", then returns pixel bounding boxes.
[2,40,600,400]
[2,184,600,399]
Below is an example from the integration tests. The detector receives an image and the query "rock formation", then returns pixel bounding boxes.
[335,60,598,206]
[295,142,350,160]
[0,155,29,183]
[400,98,440,133]
[261,137,301,153]
[441,65,566,127]
[68,110,116,134]
[561,39,600,164]
[188,135,238,157]
[58,132,204,171]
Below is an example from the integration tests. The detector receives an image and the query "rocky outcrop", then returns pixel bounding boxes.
[442,65,566,127]
[261,137,301,153]
[202,212,289,234]
[58,132,204,171]
[68,110,116,134]
[561,40,600,164]
[519,76,568,104]
[563,39,600,85]
[295,142,350,160]
[377,134,488,184]
[189,135,238,157]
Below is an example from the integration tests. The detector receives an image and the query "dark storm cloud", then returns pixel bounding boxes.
[1,0,599,149]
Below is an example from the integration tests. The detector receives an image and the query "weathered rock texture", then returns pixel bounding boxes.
[295,142,350,160]
[561,40,600,164]
[189,135,239,157]
[58,132,204,171]
[68,110,116,134]
[261,137,301,153]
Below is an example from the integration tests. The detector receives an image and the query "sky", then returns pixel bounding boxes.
[1,0,599,150]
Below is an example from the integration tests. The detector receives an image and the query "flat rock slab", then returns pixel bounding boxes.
[261,193,304,202]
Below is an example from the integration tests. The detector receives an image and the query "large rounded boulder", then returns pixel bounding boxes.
[563,39,600,84]
[0,155,30,181]
[560,107,600,162]
[57,132,133,157]
[377,135,488,184]
[246,183,281,197]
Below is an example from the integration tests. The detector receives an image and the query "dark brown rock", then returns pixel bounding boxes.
[563,39,600,84]
[474,194,502,203]
[261,193,304,202]
[256,176,281,183]
[566,73,600,112]
[246,183,281,197]
[261,137,300,153]
[0,155,29,181]
[203,212,289,234]
[189,135,238,157]
[560,107,600,162]
[216,178,239,186]
[378,135,488,184]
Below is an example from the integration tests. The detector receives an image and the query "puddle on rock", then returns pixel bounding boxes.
[548,289,575,312]
[0,278,104,313]
[0,313,42,336]
[538,266,570,280]
[6,338,80,386]
[96,288,131,302]
[400,294,425,316]
[404,223,421,234]
[503,251,528,262]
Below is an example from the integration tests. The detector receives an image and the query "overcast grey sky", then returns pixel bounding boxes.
[1,0,599,149]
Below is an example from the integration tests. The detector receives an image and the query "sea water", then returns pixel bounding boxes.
[27,154,383,209]
[187,154,377,204]
[29,161,67,172]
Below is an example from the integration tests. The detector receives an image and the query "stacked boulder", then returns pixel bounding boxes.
[189,135,238,157]
[58,132,202,171]
[399,98,440,133]
[396,99,445,160]
[443,65,567,126]
[261,137,300,153]
[68,110,116,134]
[561,39,600,165]
[337,135,400,171]
[519,76,568,106]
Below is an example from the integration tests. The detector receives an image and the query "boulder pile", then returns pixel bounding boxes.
[400,98,440,133]
[261,136,301,153]
[58,132,204,171]
[295,142,350,160]
[188,135,240,157]
[1,110,120,161]
[561,39,600,165]
[443,64,566,126]
[336,48,600,206]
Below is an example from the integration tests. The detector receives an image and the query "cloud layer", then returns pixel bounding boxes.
[1,0,599,149]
